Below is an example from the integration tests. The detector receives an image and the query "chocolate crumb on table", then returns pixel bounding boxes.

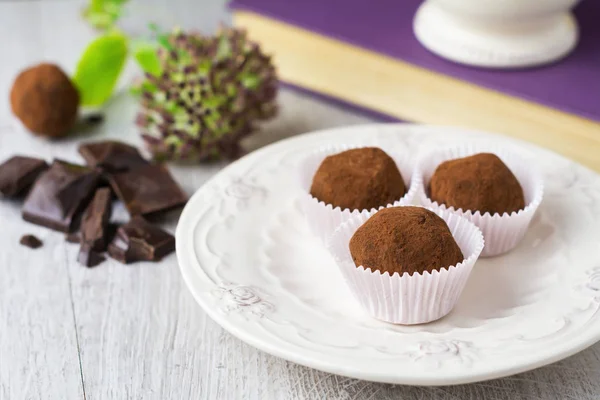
[83,113,105,126]
[19,234,43,249]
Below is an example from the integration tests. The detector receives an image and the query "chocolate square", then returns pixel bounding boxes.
[108,164,187,216]
[107,216,175,263]
[78,141,148,173]
[80,187,112,252]
[22,160,100,232]
[0,156,48,197]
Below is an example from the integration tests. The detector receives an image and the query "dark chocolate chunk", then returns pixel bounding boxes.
[78,244,106,267]
[22,160,100,232]
[78,141,148,173]
[20,234,43,249]
[107,216,175,264]
[80,188,112,251]
[108,164,187,217]
[0,156,48,197]
[65,232,81,243]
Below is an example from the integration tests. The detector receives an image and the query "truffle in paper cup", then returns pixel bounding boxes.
[299,144,418,245]
[415,144,544,257]
[328,206,484,325]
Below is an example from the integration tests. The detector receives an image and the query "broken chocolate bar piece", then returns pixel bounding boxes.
[107,216,175,264]
[0,156,48,197]
[80,188,112,251]
[78,243,106,267]
[65,232,81,243]
[108,164,187,217]
[20,234,43,249]
[22,160,100,232]
[78,141,148,173]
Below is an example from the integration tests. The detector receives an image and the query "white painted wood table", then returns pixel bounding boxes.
[1,1,600,399]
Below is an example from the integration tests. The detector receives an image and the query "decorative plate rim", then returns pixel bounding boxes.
[176,123,600,386]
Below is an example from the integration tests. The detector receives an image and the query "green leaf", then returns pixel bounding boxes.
[73,31,128,106]
[133,42,162,77]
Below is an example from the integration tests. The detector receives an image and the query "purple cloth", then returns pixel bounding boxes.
[231,0,600,121]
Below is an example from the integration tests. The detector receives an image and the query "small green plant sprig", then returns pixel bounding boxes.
[74,11,278,161]
[82,0,129,31]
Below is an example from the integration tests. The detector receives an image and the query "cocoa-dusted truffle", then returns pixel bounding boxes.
[310,147,406,210]
[349,207,463,276]
[10,63,79,138]
[429,153,525,215]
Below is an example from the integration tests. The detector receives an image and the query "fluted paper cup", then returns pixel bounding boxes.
[299,144,418,245]
[328,206,484,325]
[415,144,544,257]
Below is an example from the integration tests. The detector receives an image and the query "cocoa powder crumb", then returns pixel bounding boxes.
[20,234,43,249]
[310,147,406,211]
[349,207,463,276]
[429,153,525,215]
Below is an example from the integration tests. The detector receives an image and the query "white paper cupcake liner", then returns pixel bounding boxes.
[328,206,484,325]
[299,144,418,245]
[414,143,544,257]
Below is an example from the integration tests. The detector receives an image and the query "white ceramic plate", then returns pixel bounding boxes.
[176,124,600,386]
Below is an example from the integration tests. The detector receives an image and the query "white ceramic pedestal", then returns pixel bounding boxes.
[413,0,580,68]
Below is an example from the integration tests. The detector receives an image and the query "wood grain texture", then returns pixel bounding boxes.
[1,1,600,399]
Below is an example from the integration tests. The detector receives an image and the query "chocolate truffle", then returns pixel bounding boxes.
[310,147,406,210]
[429,153,525,215]
[10,63,79,138]
[349,207,464,276]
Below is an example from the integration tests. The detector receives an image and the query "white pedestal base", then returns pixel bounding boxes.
[413,1,579,69]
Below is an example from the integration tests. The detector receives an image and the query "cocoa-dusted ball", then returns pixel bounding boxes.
[10,63,79,138]
[349,207,464,276]
[310,147,406,211]
[429,153,525,215]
